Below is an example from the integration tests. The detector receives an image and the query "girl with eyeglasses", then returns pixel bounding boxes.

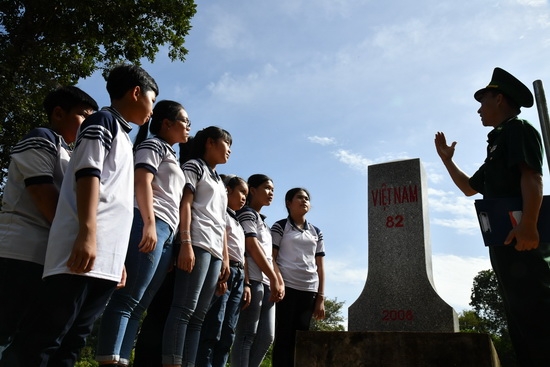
[95,100,191,367]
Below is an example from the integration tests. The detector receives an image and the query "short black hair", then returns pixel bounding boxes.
[106,64,159,100]
[42,86,98,119]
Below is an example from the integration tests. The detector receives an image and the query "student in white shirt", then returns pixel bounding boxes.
[162,126,232,367]
[197,174,251,367]
[0,64,158,367]
[271,187,326,367]
[0,86,97,353]
[95,100,190,367]
[231,174,285,367]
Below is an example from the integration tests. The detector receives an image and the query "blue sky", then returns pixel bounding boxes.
[78,0,550,323]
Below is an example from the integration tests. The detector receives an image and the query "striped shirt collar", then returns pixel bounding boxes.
[155,136,177,157]
[287,216,309,232]
[102,106,132,133]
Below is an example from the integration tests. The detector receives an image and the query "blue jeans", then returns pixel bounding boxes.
[162,246,221,366]
[0,274,116,367]
[197,264,244,367]
[96,209,174,364]
[0,257,44,353]
[231,281,275,367]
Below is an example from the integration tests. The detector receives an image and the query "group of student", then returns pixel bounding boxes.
[0,63,326,367]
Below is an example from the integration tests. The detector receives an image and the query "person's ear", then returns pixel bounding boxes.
[163,118,174,129]
[495,93,504,105]
[51,106,65,124]
[131,86,141,101]
[206,137,216,148]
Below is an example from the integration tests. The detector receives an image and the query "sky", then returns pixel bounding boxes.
[77,0,550,325]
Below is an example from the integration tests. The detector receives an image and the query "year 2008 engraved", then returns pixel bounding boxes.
[382,309,414,321]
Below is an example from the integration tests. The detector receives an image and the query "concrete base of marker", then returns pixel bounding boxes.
[295,331,500,367]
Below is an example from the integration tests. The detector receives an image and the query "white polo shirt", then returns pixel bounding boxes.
[226,208,245,264]
[134,137,185,232]
[0,128,70,265]
[271,217,325,292]
[182,158,227,260]
[238,206,272,285]
[43,107,134,282]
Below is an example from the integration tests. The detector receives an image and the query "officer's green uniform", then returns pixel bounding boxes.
[469,68,550,367]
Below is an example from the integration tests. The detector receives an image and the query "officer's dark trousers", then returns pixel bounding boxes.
[489,242,550,367]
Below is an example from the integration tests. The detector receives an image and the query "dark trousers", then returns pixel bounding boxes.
[489,242,550,367]
[0,257,44,349]
[272,286,316,367]
[133,269,175,367]
[0,274,116,367]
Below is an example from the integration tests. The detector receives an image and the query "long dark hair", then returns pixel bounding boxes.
[222,174,247,190]
[134,100,185,148]
[246,174,272,204]
[189,126,232,160]
[179,136,194,166]
[285,187,310,215]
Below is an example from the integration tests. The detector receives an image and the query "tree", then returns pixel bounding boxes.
[0,0,197,190]
[458,309,486,334]
[459,269,516,367]
[469,269,507,336]
[310,297,346,331]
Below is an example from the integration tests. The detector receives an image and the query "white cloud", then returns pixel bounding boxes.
[326,258,368,287]
[371,18,430,59]
[428,188,479,234]
[308,136,337,146]
[333,149,371,174]
[432,254,491,312]
[324,253,491,318]
[331,149,417,175]
[207,13,247,50]
[425,169,445,185]
[428,188,476,215]
[206,64,279,104]
[517,0,546,7]
[279,0,364,19]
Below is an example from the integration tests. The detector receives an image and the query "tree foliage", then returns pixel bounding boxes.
[0,0,197,189]
[310,297,346,331]
[469,269,507,336]
[459,269,516,367]
[458,309,486,334]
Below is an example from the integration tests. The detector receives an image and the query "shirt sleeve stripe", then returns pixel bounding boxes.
[75,125,113,152]
[135,162,158,175]
[11,137,57,157]
[136,139,165,158]
[75,167,101,180]
[25,175,54,186]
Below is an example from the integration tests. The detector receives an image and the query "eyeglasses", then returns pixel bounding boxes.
[174,117,191,128]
